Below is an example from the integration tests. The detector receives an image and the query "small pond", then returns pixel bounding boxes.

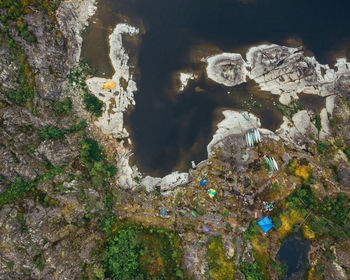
[277,234,311,279]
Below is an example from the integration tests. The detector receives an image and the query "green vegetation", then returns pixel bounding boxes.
[244,220,261,240]
[344,146,350,161]
[54,97,72,115]
[276,99,304,119]
[329,118,336,128]
[39,126,67,140]
[286,184,350,239]
[80,138,103,162]
[311,115,322,133]
[329,165,340,182]
[271,261,286,278]
[0,1,62,107]
[316,141,328,154]
[101,225,184,280]
[33,252,45,271]
[207,236,235,279]
[83,93,103,117]
[240,260,266,280]
[68,59,103,117]
[0,165,63,208]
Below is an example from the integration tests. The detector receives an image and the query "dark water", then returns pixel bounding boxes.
[82,0,350,176]
[277,235,310,279]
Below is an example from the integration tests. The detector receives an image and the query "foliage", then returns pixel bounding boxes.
[271,261,286,277]
[244,220,261,240]
[80,138,103,162]
[271,215,282,229]
[276,99,304,119]
[69,120,87,133]
[83,93,103,117]
[241,261,266,280]
[329,118,336,128]
[286,184,350,239]
[344,146,350,161]
[105,165,117,177]
[102,225,184,280]
[33,253,45,271]
[68,59,103,116]
[54,97,72,115]
[0,177,35,207]
[206,236,235,280]
[104,227,141,279]
[39,126,68,140]
[316,141,328,154]
[312,115,322,133]
[295,165,311,181]
[329,165,339,182]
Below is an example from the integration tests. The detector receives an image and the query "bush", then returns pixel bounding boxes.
[102,226,183,280]
[244,220,261,240]
[104,228,141,279]
[241,261,266,280]
[313,115,322,133]
[0,177,34,207]
[344,146,350,160]
[316,141,328,154]
[83,93,103,117]
[329,118,336,128]
[80,138,103,162]
[272,215,282,229]
[54,97,72,115]
[39,126,67,140]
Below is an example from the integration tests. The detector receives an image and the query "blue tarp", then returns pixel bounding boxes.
[258,216,274,233]
[200,178,207,186]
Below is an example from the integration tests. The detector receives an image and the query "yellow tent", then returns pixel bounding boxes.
[102,81,116,89]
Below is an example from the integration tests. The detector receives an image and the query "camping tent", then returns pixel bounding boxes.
[200,178,207,186]
[257,216,274,233]
[102,81,116,89]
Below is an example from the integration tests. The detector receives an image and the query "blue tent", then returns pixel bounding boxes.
[200,178,207,186]
[258,217,274,233]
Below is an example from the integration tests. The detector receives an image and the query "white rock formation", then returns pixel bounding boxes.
[203,44,350,142]
[207,110,260,154]
[86,23,139,137]
[141,172,189,193]
[179,72,197,91]
[275,110,318,147]
[205,53,248,86]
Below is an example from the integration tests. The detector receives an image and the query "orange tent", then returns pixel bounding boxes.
[102,81,116,89]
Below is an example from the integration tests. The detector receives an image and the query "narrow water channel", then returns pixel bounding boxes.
[82,0,350,176]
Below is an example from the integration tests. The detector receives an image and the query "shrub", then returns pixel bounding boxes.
[316,141,328,154]
[271,261,286,277]
[312,115,322,133]
[83,93,103,117]
[102,226,183,280]
[329,118,336,128]
[344,146,350,160]
[104,228,141,279]
[241,261,266,280]
[0,177,35,207]
[244,220,261,240]
[39,126,67,140]
[80,138,103,162]
[105,165,117,177]
[54,97,72,115]
[272,215,282,229]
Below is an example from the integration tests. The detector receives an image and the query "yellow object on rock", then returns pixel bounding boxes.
[102,81,116,89]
